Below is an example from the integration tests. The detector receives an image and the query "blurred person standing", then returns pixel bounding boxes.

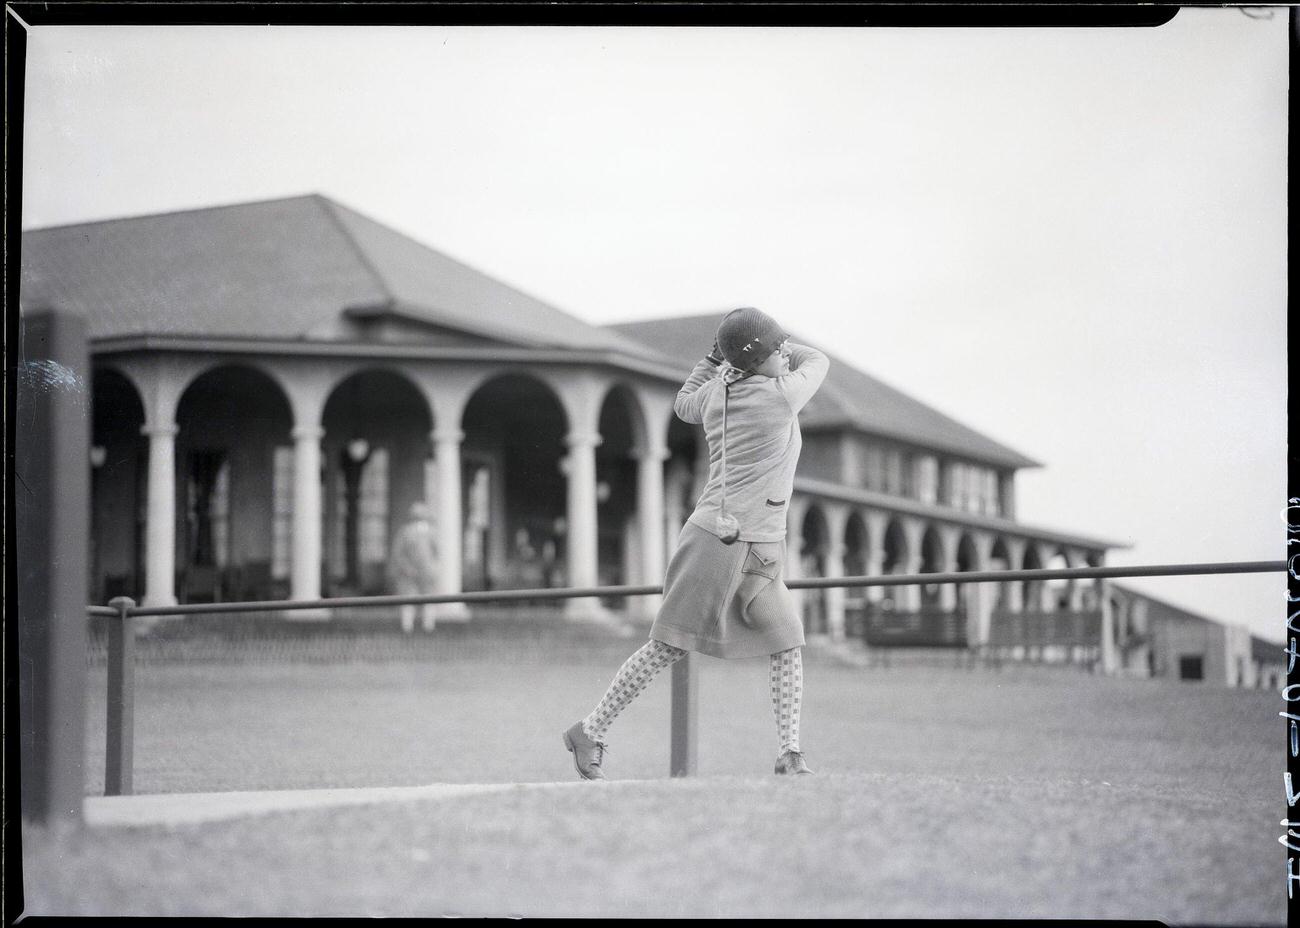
[390,501,439,633]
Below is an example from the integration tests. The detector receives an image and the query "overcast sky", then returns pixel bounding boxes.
[18,9,1288,643]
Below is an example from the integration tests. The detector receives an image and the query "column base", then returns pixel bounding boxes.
[284,607,332,622]
[564,598,632,633]
[565,597,609,619]
[435,601,472,622]
[136,595,179,635]
[632,594,663,622]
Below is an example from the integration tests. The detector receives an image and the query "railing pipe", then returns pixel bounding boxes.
[83,560,1287,619]
[785,560,1283,590]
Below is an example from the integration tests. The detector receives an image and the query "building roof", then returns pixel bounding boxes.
[1112,582,1285,648]
[609,313,1040,469]
[20,194,674,365]
[23,194,1037,468]
[1251,634,1285,663]
[1110,582,1219,626]
[793,475,1126,551]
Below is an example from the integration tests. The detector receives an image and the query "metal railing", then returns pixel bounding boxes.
[88,559,1285,796]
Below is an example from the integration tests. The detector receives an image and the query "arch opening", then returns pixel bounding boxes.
[919,526,944,608]
[321,368,434,597]
[665,417,702,551]
[174,365,295,603]
[800,506,830,635]
[842,512,869,638]
[91,369,147,602]
[460,374,568,601]
[595,386,642,609]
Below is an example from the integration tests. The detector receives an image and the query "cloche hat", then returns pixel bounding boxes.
[715,307,788,372]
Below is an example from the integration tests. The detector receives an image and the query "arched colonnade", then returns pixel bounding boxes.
[787,495,1106,654]
[90,352,698,620]
[90,350,1111,654]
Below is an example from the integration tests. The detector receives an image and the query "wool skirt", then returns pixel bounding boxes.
[649,521,805,659]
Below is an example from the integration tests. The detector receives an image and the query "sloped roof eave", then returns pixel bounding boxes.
[320,198,684,368]
[22,193,686,368]
[608,314,1041,472]
[85,332,691,382]
[793,475,1128,551]
[801,419,1042,470]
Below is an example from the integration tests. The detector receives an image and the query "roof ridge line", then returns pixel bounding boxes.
[610,315,1039,468]
[324,199,686,366]
[323,197,571,321]
[1107,580,1234,627]
[816,344,1041,468]
[312,195,396,309]
[611,311,729,326]
[21,192,323,235]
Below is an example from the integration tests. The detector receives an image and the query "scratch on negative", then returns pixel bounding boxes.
[19,360,90,411]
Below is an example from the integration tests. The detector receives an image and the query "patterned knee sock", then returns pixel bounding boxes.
[583,639,687,742]
[770,647,803,755]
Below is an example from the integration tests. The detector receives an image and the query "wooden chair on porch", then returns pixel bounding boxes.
[230,560,273,602]
[181,564,221,604]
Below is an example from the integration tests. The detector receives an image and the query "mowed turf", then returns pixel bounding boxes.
[18,645,1285,921]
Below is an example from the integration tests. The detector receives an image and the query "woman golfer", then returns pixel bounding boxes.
[563,307,829,779]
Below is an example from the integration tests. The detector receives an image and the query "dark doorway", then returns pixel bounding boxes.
[1178,655,1204,681]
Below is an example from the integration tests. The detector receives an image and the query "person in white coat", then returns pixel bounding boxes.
[390,502,439,633]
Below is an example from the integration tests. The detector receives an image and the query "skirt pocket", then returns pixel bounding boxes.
[741,543,782,580]
[737,542,791,629]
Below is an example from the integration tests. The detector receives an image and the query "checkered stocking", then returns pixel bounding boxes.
[582,639,688,742]
[770,647,803,755]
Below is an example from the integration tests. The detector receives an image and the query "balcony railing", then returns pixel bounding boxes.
[856,604,968,648]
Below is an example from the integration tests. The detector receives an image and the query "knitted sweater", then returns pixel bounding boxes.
[674,343,830,542]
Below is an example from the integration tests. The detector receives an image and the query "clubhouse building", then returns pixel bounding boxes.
[20,194,1272,682]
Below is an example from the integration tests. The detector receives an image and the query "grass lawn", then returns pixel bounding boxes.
[15,642,1286,922]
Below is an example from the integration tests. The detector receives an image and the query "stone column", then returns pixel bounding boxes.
[823,536,847,641]
[1099,579,1119,674]
[1094,547,1118,674]
[1003,537,1027,613]
[823,504,849,642]
[691,428,711,500]
[936,524,961,612]
[288,425,324,606]
[663,460,690,561]
[899,516,925,611]
[433,427,469,620]
[1035,543,1057,612]
[785,495,809,624]
[968,532,995,649]
[565,430,602,619]
[1065,548,1088,611]
[1027,541,1056,660]
[142,424,178,608]
[863,510,888,604]
[636,445,669,615]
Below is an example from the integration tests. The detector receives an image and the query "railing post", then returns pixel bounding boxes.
[105,596,136,796]
[669,653,698,777]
